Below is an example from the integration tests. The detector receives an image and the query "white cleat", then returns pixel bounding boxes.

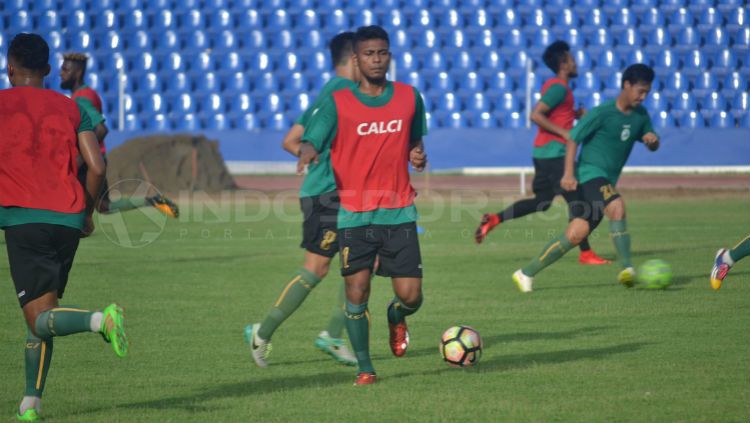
[618,267,636,288]
[512,269,534,293]
[244,323,272,368]
[314,331,357,366]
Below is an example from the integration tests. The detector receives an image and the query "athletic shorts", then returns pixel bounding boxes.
[569,177,622,231]
[300,192,339,257]
[4,223,81,308]
[338,222,423,278]
[531,157,566,196]
[77,158,110,203]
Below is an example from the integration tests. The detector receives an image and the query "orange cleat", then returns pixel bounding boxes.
[475,213,501,244]
[578,250,611,265]
[147,194,180,218]
[388,320,410,357]
[354,372,377,386]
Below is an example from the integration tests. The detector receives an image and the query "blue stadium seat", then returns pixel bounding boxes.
[224,72,250,92]
[205,114,229,130]
[421,51,446,74]
[673,27,701,54]
[92,10,119,35]
[594,49,621,77]
[288,93,311,115]
[218,52,245,74]
[156,30,180,52]
[561,28,583,49]
[468,9,495,32]
[687,0,713,14]
[233,113,257,130]
[638,8,666,33]
[101,52,126,74]
[668,8,694,34]
[726,7,747,36]
[732,92,749,119]
[521,9,549,36]
[586,28,614,55]
[693,73,719,98]
[465,92,490,112]
[195,72,219,94]
[516,0,543,17]
[495,92,520,112]
[129,52,156,75]
[443,29,467,52]
[627,49,648,67]
[200,93,225,114]
[153,10,176,31]
[679,111,706,128]
[178,10,206,33]
[643,91,666,113]
[246,52,272,74]
[174,113,199,131]
[46,31,65,51]
[408,9,435,31]
[485,71,513,95]
[9,11,33,33]
[527,29,552,57]
[35,0,58,13]
[573,0,601,15]
[645,28,672,55]
[298,29,324,49]
[258,94,284,116]
[457,71,485,93]
[630,0,657,15]
[342,0,371,12]
[614,28,642,54]
[572,71,601,98]
[382,10,406,29]
[140,93,166,115]
[267,9,292,29]
[277,52,302,73]
[741,112,750,128]
[552,8,580,35]
[400,71,426,92]
[211,30,238,52]
[501,112,525,129]
[660,0,687,14]
[265,113,291,131]
[239,10,262,30]
[390,29,411,51]
[119,0,144,11]
[681,50,708,77]
[414,29,440,52]
[137,72,161,92]
[468,111,498,128]
[174,0,201,11]
[189,52,215,75]
[601,0,627,16]
[472,29,498,53]
[268,30,294,50]
[254,73,280,94]
[439,9,464,28]
[429,72,455,94]
[603,71,623,98]
[125,30,149,51]
[506,51,531,77]
[722,72,747,98]
[733,28,750,53]
[712,49,739,77]
[170,93,196,114]
[209,9,234,33]
[432,92,461,113]
[652,110,676,128]
[160,52,185,74]
[671,92,697,120]
[717,0,743,14]
[145,114,170,131]
[184,30,208,50]
[395,51,418,73]
[544,0,573,14]
[167,72,189,92]
[662,72,688,99]
[122,114,141,131]
[38,11,60,34]
[441,112,468,129]
[698,7,723,34]
[323,9,349,34]
[581,9,606,35]
[652,49,677,75]
[710,111,736,128]
[450,51,475,73]
[700,92,728,120]
[743,50,750,77]
[281,72,308,94]
[313,0,340,9]
[67,11,90,31]
[87,72,101,91]
[122,10,147,33]
[242,30,265,50]
[352,9,378,27]
[501,29,527,54]
[478,51,505,75]
[261,0,284,8]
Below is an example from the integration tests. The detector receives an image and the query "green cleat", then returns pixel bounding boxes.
[16,409,40,422]
[100,304,128,357]
[314,331,357,366]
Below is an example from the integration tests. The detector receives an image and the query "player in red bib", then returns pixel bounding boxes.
[300,26,427,385]
[60,53,179,226]
[475,41,609,265]
[1,34,128,422]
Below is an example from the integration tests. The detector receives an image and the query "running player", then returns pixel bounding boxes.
[711,235,750,290]
[300,25,428,385]
[60,53,179,227]
[476,41,609,265]
[512,64,659,292]
[1,34,128,422]
[244,32,360,367]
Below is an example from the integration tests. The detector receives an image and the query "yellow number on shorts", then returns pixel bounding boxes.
[319,230,337,251]
[600,184,618,201]
[341,247,350,269]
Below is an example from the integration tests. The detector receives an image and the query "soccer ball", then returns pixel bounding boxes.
[637,259,672,289]
[440,326,483,367]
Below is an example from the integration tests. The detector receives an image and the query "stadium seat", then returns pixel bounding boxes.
[269,30,295,50]
[277,52,302,73]
[352,10,378,27]
[601,0,627,16]
[121,114,141,131]
[209,9,234,33]
[726,7,747,36]
[526,28,552,57]
[712,49,738,77]
[174,113,199,131]
[653,49,677,74]
[450,51,475,73]
[603,71,623,98]
[119,0,144,10]
[323,9,349,34]
[717,0,743,14]
[195,72,219,94]
[457,71,485,94]
[443,29,467,53]
[185,30,208,50]
[594,49,621,78]
[298,29,324,49]
[732,92,749,119]
[101,52,126,74]
[693,73,719,98]
[218,52,245,74]
[609,8,635,35]
[394,51,418,73]
[140,93,166,115]
[733,28,750,53]
[122,10,147,33]
[662,72,688,99]
[643,91,666,113]
[432,92,461,113]
[486,71,513,95]
[614,28,642,54]
[581,9,606,35]
[161,52,185,73]
[638,8,666,33]
[38,11,60,34]
[281,71,308,95]
[398,71,425,92]
[441,112,467,129]
[743,50,750,77]
[137,73,161,92]
[224,72,250,92]
[661,0,687,15]
[681,50,708,77]
[552,8,579,35]
[668,8,694,34]
[414,30,440,53]
[572,71,601,98]
[200,93,225,114]
[627,49,648,67]
[287,93,311,115]
[156,31,180,52]
[438,9,464,28]
[700,92,728,120]
[129,52,156,75]
[382,10,405,29]
[507,51,531,77]
[46,31,65,51]
[467,111,497,128]
[421,51,446,74]
[233,113,257,130]
[389,29,411,51]
[254,73,280,94]
[189,52,216,75]
[247,52,272,74]
[174,0,201,11]
[86,72,101,91]
[167,72,189,92]
[9,11,32,33]
[652,110,676,128]
[465,92,490,112]
[710,111,736,128]
[468,9,495,32]
[698,8,723,34]
[238,10,262,30]
[571,0,600,15]
[92,10,119,35]
[671,92,697,120]
[205,114,229,130]
[630,0,657,15]
[212,30,238,52]
[587,28,614,55]
[145,114,170,131]
[267,9,292,29]
[741,112,750,128]
[127,30,151,51]
[560,28,583,49]
[679,111,706,128]
[522,9,549,36]
[265,113,291,131]
[153,10,176,31]
[501,112,525,129]
[472,29,498,53]
[722,72,747,98]
[516,0,544,17]
[674,27,701,54]
[644,28,672,55]
[687,0,713,14]
[495,92,520,113]
[429,72,455,94]
[242,30,265,50]
[170,93,196,114]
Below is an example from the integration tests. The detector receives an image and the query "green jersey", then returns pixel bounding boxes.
[302,81,428,229]
[297,76,357,198]
[570,99,655,185]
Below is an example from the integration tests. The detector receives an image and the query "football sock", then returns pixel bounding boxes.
[609,220,632,269]
[325,281,347,339]
[258,268,322,340]
[578,237,591,252]
[34,307,95,339]
[24,328,53,398]
[498,192,555,222]
[729,235,750,263]
[106,197,147,213]
[387,294,423,325]
[522,234,574,277]
[19,396,41,415]
[345,302,374,374]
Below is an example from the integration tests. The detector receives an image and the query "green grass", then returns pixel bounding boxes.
[1,194,749,423]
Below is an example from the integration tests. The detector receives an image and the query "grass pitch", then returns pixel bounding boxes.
[1,193,748,423]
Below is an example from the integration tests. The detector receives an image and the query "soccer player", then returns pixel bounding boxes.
[300,25,428,385]
[243,32,361,368]
[0,34,128,422]
[60,52,179,227]
[475,41,609,265]
[512,64,660,292]
[711,236,750,290]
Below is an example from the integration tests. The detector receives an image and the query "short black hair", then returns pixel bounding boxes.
[353,25,389,51]
[329,32,355,67]
[542,40,570,73]
[8,33,49,71]
[621,63,655,88]
[63,52,88,77]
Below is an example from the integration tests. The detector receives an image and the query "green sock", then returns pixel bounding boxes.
[34,307,94,339]
[729,236,750,263]
[258,268,322,340]
[609,220,632,269]
[522,234,574,277]
[387,294,423,325]
[24,328,53,397]
[345,302,374,374]
[325,281,347,339]
[107,197,148,213]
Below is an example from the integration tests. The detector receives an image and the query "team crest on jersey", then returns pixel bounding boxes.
[620,125,631,142]
[357,120,403,136]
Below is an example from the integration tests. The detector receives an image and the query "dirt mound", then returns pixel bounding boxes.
[106,134,235,194]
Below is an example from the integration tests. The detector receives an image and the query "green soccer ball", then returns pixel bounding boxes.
[637,259,672,289]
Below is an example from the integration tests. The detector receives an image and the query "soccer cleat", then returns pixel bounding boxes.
[388,319,410,357]
[618,267,636,288]
[710,249,731,290]
[16,409,39,422]
[353,372,377,386]
[244,323,271,368]
[475,213,501,244]
[512,269,533,293]
[100,304,128,358]
[578,250,611,265]
[314,331,357,366]
[147,194,179,218]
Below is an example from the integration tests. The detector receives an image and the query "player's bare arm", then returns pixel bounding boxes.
[297,142,319,174]
[94,122,108,143]
[78,130,105,214]
[643,132,660,151]
[531,101,571,140]
[281,124,305,157]
[409,139,427,172]
[561,137,578,191]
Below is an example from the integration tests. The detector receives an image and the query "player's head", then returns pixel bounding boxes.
[7,33,50,86]
[60,52,88,90]
[329,31,359,82]
[353,25,390,83]
[542,40,577,78]
[620,63,655,107]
